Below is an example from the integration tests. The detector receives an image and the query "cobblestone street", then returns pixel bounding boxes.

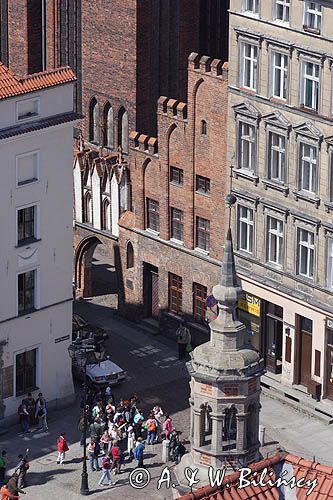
[1,297,332,499]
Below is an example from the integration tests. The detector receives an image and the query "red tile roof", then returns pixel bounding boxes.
[0,63,76,100]
[179,452,333,500]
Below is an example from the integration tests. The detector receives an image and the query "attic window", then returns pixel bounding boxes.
[17,97,40,121]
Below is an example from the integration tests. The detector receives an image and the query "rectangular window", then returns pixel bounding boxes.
[171,208,184,242]
[146,198,160,232]
[169,273,182,314]
[196,217,210,251]
[268,132,285,182]
[170,166,184,186]
[275,0,290,22]
[297,229,314,278]
[241,43,258,91]
[330,153,333,202]
[16,151,39,185]
[238,206,254,253]
[239,122,256,171]
[327,239,333,289]
[17,206,36,245]
[267,217,284,266]
[244,0,259,13]
[301,61,320,111]
[196,175,211,194]
[272,51,288,100]
[16,97,40,121]
[16,349,37,396]
[299,143,317,194]
[18,270,36,314]
[193,283,207,322]
[304,2,322,33]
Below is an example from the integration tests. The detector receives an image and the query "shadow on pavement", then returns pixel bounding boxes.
[26,467,76,486]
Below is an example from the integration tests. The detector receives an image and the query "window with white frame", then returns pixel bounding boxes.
[268,132,286,182]
[303,2,322,33]
[238,205,254,253]
[267,216,284,266]
[271,51,288,100]
[299,142,317,194]
[238,121,256,171]
[241,43,258,91]
[275,0,290,22]
[327,239,333,289]
[301,61,320,110]
[297,228,314,278]
[244,0,259,14]
[17,205,38,245]
[18,270,36,314]
[16,97,40,121]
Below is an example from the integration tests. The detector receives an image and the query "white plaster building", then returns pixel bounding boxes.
[0,62,80,423]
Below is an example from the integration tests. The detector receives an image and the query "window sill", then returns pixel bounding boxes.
[303,26,321,36]
[266,261,283,271]
[234,169,259,185]
[237,248,254,257]
[296,273,314,284]
[262,179,289,197]
[239,87,257,95]
[16,238,41,248]
[18,307,37,317]
[146,228,160,237]
[293,190,320,208]
[170,181,183,188]
[170,238,184,246]
[194,247,209,256]
[269,96,288,105]
[195,190,211,197]
[299,105,319,116]
[17,178,39,187]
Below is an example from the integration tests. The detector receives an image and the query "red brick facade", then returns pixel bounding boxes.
[118,54,229,344]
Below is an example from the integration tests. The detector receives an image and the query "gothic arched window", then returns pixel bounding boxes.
[201,120,207,136]
[101,198,110,231]
[223,406,237,447]
[89,97,99,144]
[126,242,134,269]
[118,107,129,153]
[84,191,92,224]
[103,102,114,149]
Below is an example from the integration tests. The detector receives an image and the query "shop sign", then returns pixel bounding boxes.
[238,292,261,317]
[327,318,333,329]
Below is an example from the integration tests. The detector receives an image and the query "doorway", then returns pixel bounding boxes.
[143,263,159,318]
[296,315,313,388]
[265,302,283,374]
[326,328,333,401]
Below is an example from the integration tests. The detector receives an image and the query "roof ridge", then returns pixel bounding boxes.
[21,66,75,82]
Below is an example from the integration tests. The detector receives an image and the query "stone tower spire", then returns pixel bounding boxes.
[175,226,265,489]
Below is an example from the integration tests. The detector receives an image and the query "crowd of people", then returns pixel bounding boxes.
[0,385,187,496]
[73,385,187,487]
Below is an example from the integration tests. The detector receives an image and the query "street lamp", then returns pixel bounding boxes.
[68,335,96,496]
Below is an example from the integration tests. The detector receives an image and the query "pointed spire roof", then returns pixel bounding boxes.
[213,227,242,306]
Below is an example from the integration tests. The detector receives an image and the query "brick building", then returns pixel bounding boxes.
[117,54,229,344]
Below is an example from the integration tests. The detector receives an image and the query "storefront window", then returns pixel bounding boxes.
[238,309,261,351]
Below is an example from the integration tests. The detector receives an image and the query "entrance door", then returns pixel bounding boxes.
[265,303,283,374]
[296,316,313,387]
[326,328,333,401]
[143,263,159,318]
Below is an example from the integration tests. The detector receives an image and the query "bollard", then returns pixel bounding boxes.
[259,425,265,445]
[162,439,170,463]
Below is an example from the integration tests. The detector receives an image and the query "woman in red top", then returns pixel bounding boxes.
[57,432,69,464]
[1,484,19,499]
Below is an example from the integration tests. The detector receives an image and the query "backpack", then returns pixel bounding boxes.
[102,457,111,470]
[148,420,156,432]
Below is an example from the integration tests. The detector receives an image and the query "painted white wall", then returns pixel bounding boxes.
[111,174,119,237]
[73,159,83,224]
[92,168,101,230]
[0,82,76,420]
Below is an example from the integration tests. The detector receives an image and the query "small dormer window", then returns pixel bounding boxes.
[17,97,40,121]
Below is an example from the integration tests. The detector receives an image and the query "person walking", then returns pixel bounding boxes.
[89,418,103,443]
[0,451,7,487]
[22,394,36,426]
[1,483,20,499]
[100,430,110,456]
[56,432,69,464]
[6,474,25,498]
[176,321,191,360]
[163,415,172,440]
[87,441,100,472]
[35,393,48,431]
[17,403,29,434]
[15,455,29,490]
[98,452,113,487]
[133,438,145,468]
